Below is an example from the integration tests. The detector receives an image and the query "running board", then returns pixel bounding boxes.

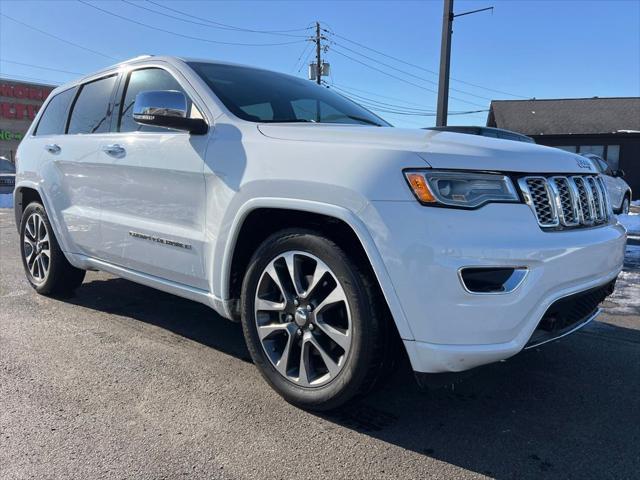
[78,255,226,314]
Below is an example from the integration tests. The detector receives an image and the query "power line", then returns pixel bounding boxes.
[331,82,437,109]
[325,28,528,99]
[77,0,306,47]
[327,82,488,117]
[0,13,118,60]
[325,83,489,117]
[0,59,84,76]
[330,47,487,108]
[292,41,314,73]
[329,84,437,113]
[147,0,313,35]
[298,46,315,73]
[331,40,493,101]
[123,0,310,38]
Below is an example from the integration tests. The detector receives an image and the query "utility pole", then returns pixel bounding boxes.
[315,21,322,85]
[436,1,494,126]
[436,0,453,127]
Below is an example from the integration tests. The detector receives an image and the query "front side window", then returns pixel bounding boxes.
[606,145,620,170]
[34,87,76,136]
[188,62,389,126]
[119,68,197,133]
[68,75,117,134]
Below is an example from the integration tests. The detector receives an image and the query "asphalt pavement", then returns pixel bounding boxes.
[1,208,639,480]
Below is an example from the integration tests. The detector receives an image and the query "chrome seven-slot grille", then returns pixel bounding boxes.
[517,175,610,230]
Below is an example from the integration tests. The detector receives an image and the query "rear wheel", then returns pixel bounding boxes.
[20,202,85,295]
[240,229,385,411]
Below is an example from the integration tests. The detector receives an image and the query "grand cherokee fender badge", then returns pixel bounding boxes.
[129,231,192,250]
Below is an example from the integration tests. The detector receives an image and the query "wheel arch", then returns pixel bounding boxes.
[217,198,414,341]
[616,188,632,213]
[14,183,44,231]
[14,182,75,257]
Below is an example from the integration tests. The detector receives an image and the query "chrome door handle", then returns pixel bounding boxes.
[102,144,126,157]
[44,144,61,154]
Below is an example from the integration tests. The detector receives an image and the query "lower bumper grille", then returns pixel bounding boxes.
[525,280,616,348]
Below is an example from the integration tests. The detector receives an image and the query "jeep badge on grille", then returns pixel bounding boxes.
[576,158,593,169]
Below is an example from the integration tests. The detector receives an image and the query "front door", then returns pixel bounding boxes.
[94,66,209,290]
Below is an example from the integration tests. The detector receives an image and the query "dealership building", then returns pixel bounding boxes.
[488,97,640,199]
[0,78,55,163]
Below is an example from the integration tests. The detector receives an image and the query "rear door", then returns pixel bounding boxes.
[95,65,209,289]
[27,77,117,256]
[53,74,118,256]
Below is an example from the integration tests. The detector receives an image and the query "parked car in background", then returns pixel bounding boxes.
[425,126,535,143]
[13,56,625,410]
[0,156,16,194]
[581,153,632,214]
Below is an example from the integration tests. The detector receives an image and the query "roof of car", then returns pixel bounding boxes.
[487,97,640,136]
[50,55,295,95]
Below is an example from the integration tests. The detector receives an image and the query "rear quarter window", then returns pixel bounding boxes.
[34,87,77,136]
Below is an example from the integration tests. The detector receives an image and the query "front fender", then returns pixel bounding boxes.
[214,197,415,341]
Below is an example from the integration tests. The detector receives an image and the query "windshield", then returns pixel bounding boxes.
[188,62,389,127]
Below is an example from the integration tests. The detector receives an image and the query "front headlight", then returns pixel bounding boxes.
[404,170,520,208]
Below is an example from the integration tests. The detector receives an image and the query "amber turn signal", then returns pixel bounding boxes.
[405,173,436,203]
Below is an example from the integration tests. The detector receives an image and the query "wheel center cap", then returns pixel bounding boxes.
[294,308,309,327]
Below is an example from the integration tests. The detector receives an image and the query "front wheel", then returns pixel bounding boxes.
[621,196,630,215]
[240,229,386,411]
[20,202,86,295]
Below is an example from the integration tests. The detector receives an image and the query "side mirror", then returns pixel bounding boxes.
[133,90,207,134]
[613,169,625,178]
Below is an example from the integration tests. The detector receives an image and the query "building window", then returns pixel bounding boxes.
[579,145,605,157]
[556,146,577,153]
[606,145,620,170]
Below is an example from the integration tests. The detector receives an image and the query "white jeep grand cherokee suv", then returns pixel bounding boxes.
[14,56,626,410]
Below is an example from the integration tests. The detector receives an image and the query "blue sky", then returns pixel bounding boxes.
[1,0,639,128]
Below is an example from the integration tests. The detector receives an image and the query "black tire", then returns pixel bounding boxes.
[621,195,630,215]
[240,229,386,411]
[20,202,85,296]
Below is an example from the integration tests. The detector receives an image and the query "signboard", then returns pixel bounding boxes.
[0,78,55,162]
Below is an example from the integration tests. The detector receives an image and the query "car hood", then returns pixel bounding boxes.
[257,124,597,174]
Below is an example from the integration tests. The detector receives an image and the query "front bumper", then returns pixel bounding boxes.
[363,201,626,373]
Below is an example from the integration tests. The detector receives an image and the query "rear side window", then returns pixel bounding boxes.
[119,68,189,133]
[34,88,76,136]
[68,75,117,134]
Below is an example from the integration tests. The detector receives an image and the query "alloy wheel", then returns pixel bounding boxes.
[254,251,352,387]
[622,198,630,215]
[23,212,50,283]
